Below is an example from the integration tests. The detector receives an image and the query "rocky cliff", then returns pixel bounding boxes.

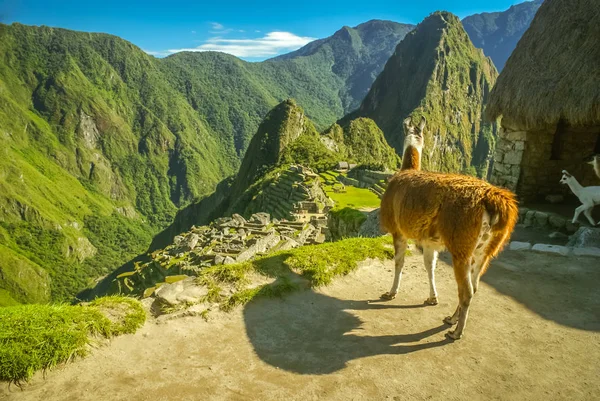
[351,12,498,176]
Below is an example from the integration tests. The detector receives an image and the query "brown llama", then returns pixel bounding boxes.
[379,116,518,340]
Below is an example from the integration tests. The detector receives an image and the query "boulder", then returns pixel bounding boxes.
[358,209,386,238]
[182,233,200,251]
[232,214,247,225]
[509,241,531,251]
[534,212,549,227]
[568,227,600,248]
[223,256,236,265]
[154,277,208,306]
[249,213,270,226]
[531,244,570,256]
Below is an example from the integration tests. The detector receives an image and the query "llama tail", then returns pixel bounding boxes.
[483,187,519,259]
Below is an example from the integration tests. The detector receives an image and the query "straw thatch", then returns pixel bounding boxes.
[486,0,600,131]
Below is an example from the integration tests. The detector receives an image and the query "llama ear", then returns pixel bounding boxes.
[403,117,412,130]
[418,116,426,131]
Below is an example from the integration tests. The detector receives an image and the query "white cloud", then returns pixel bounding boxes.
[167,31,315,58]
[143,49,171,57]
[211,22,224,30]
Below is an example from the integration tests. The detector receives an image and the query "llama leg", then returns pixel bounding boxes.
[572,205,586,224]
[381,233,407,300]
[582,206,596,226]
[444,305,461,325]
[446,260,474,340]
[423,246,439,305]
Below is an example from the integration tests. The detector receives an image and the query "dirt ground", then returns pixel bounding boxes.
[2,250,599,401]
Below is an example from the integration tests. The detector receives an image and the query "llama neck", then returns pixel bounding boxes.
[593,160,600,179]
[401,145,421,170]
[567,178,584,196]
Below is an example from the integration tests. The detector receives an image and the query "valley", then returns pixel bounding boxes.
[3,1,599,396]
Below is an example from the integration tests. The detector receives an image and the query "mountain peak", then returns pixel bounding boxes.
[462,0,543,70]
[354,8,498,174]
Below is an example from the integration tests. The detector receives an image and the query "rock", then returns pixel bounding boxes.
[531,244,570,256]
[249,213,270,226]
[565,221,580,233]
[237,233,280,262]
[214,254,225,265]
[503,150,523,165]
[173,235,185,247]
[509,241,531,251]
[504,130,527,141]
[273,237,300,251]
[358,209,386,238]
[232,214,247,225]
[217,217,240,228]
[223,256,236,265]
[154,277,208,306]
[183,233,200,251]
[545,194,564,204]
[548,231,568,240]
[572,247,600,258]
[534,212,549,227]
[568,227,600,248]
[523,210,535,227]
[548,215,567,229]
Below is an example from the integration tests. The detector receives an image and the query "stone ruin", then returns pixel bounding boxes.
[338,169,392,198]
[247,165,334,220]
[113,212,327,298]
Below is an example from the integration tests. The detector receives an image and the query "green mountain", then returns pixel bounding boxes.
[145,100,397,253]
[462,0,543,71]
[160,20,414,155]
[274,20,415,113]
[351,11,498,176]
[0,18,410,304]
[0,23,243,305]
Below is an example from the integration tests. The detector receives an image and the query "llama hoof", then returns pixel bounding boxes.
[443,316,457,325]
[381,292,397,300]
[445,330,462,340]
[424,297,438,305]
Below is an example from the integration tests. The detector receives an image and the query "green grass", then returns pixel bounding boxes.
[323,183,381,210]
[198,236,394,310]
[0,296,146,383]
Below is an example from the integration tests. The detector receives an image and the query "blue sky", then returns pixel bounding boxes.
[1,0,527,60]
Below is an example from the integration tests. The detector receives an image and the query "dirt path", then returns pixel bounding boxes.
[2,250,599,401]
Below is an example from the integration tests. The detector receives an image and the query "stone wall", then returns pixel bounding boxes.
[490,128,526,192]
[491,126,599,202]
[345,169,393,198]
[113,212,327,296]
[247,165,332,219]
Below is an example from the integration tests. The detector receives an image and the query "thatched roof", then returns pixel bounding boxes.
[486,0,600,131]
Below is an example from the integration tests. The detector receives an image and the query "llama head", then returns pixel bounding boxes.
[560,170,572,184]
[402,116,426,154]
[587,154,599,166]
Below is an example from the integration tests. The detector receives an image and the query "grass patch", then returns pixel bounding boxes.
[0,296,146,384]
[199,236,394,310]
[320,173,381,210]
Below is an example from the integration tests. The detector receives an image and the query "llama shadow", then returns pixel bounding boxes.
[242,281,451,375]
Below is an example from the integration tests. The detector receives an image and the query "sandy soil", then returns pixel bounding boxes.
[2,250,599,401]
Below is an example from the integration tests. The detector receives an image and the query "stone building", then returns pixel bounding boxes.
[486,0,600,202]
